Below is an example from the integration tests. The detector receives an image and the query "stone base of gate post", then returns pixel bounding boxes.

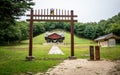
[68,56,77,59]
[26,56,35,61]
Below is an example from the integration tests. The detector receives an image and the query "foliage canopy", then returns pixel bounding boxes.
[0,0,34,44]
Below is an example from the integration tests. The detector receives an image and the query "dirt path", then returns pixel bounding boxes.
[37,59,117,75]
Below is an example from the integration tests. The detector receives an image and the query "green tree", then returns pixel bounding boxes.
[83,23,96,39]
[109,20,120,36]
[0,0,34,44]
[17,21,29,40]
[56,22,64,29]
[0,0,34,21]
[63,23,70,32]
[74,22,86,37]
[33,22,45,36]
[95,24,105,38]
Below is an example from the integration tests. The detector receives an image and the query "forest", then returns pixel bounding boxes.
[0,0,120,45]
[0,12,120,44]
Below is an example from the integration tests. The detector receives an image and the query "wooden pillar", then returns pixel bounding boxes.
[107,40,109,47]
[69,10,76,59]
[89,46,94,60]
[95,46,100,60]
[26,9,34,61]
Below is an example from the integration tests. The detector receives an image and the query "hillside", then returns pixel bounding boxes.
[22,30,95,45]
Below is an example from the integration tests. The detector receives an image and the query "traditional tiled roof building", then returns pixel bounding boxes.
[95,33,120,47]
[45,32,65,43]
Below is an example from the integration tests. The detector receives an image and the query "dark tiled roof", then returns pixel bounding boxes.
[94,33,120,41]
[45,32,64,37]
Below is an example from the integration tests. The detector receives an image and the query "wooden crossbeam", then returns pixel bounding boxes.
[26,15,77,17]
[26,19,78,22]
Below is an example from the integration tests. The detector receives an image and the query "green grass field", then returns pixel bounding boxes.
[0,31,120,75]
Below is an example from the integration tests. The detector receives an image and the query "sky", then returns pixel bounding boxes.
[21,0,120,23]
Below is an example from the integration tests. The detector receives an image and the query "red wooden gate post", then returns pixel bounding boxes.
[26,9,35,60]
[69,10,76,59]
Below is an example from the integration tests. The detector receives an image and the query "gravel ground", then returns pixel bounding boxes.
[34,59,117,75]
[107,60,120,75]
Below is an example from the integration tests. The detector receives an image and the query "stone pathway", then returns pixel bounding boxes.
[48,45,64,55]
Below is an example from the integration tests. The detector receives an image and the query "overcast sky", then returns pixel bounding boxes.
[21,0,120,23]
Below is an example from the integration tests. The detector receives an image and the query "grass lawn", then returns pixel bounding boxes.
[0,31,120,75]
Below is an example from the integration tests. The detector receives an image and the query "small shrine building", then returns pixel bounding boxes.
[95,33,120,47]
[45,32,65,43]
